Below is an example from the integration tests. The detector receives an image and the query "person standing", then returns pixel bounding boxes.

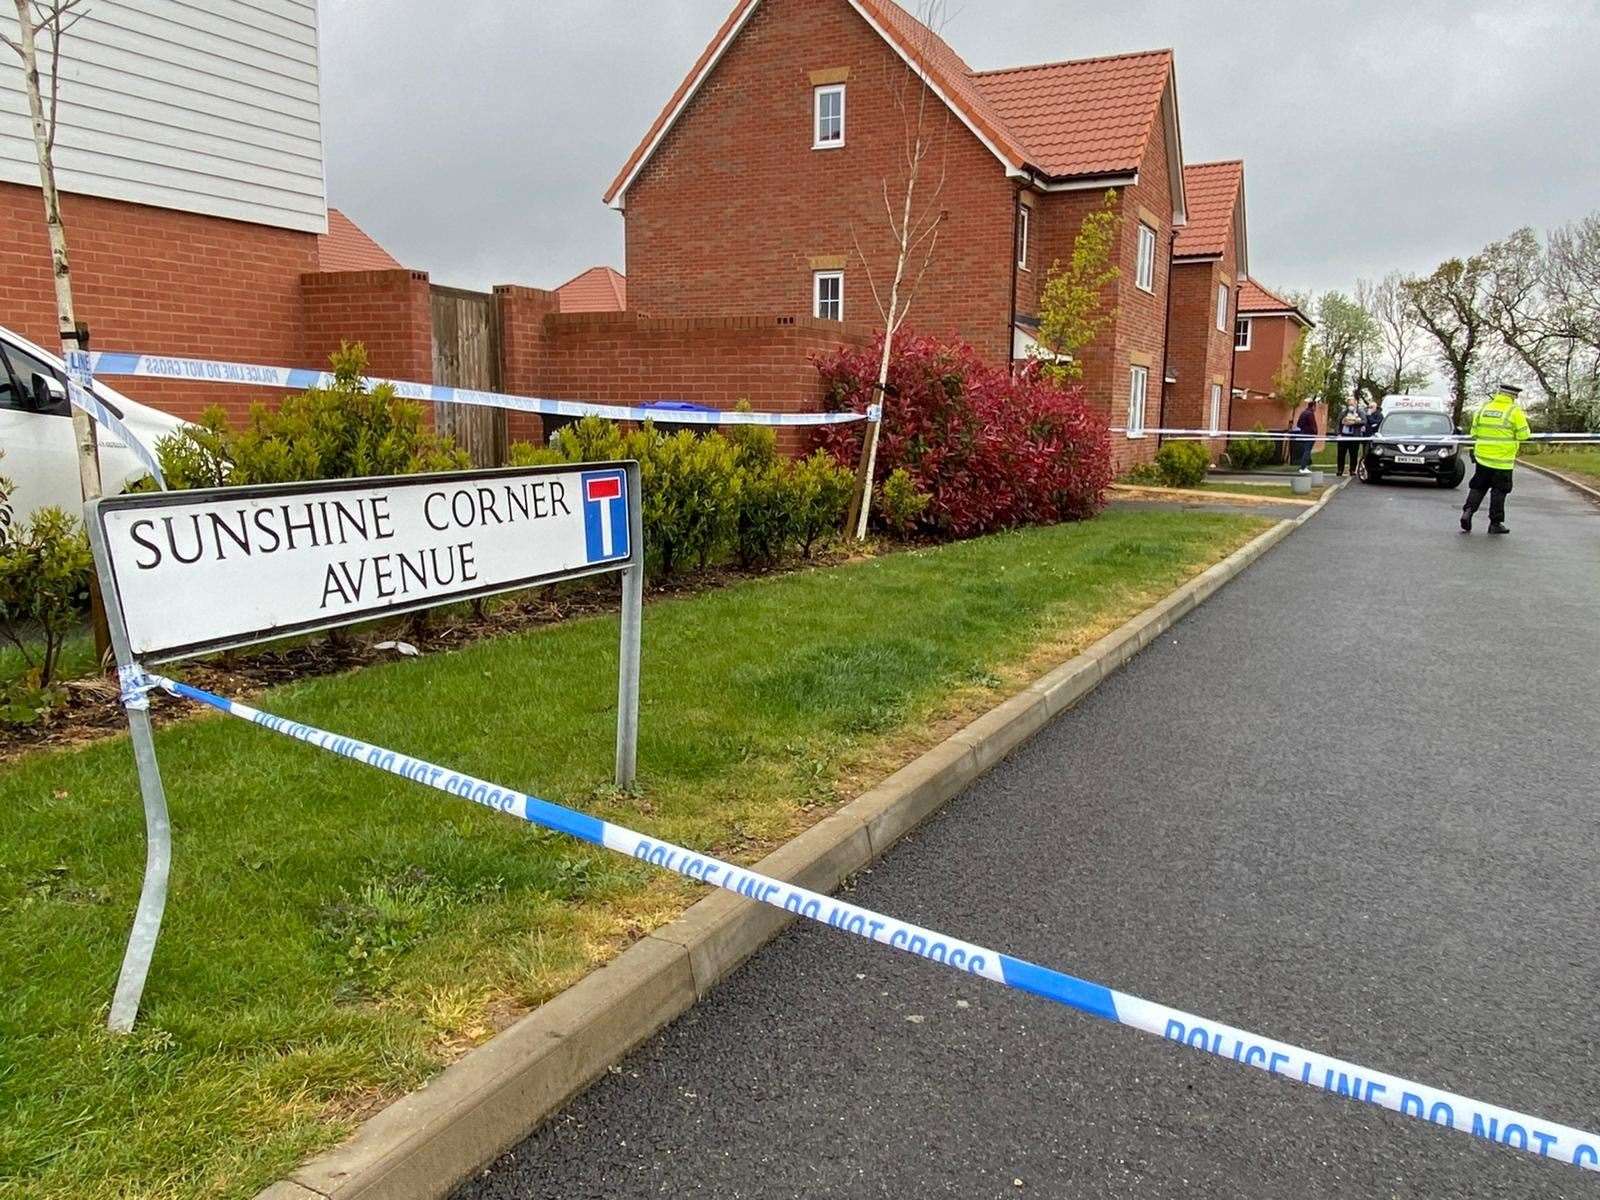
[1294,400,1319,473]
[1460,383,1531,535]
[1360,399,1383,475]
[1336,399,1365,476]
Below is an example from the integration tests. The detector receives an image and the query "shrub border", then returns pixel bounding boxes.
[255,482,1346,1200]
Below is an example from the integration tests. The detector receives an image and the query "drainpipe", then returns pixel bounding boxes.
[1155,228,1178,446]
[1008,184,1022,370]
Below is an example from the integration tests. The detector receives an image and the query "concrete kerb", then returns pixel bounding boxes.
[1523,459,1600,505]
[256,480,1347,1200]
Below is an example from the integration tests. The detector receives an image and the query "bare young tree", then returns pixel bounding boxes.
[843,0,951,541]
[2,0,102,508]
[1357,272,1431,397]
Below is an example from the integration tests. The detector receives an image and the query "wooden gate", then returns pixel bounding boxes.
[430,286,506,466]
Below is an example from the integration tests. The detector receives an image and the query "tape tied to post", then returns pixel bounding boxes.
[139,670,1600,1175]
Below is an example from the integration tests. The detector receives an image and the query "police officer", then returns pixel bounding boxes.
[1460,383,1531,535]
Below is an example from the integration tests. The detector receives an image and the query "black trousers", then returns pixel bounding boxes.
[1337,439,1361,474]
[1464,463,1514,524]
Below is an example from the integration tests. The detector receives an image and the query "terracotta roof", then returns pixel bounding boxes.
[1238,278,1312,326]
[971,50,1175,178]
[1173,160,1242,258]
[856,0,1031,169]
[557,266,627,313]
[604,0,1178,204]
[317,208,403,272]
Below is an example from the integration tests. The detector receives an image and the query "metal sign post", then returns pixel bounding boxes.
[85,461,643,1031]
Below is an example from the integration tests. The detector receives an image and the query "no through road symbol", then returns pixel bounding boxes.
[582,469,629,563]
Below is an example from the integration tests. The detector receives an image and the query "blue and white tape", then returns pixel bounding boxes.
[88,351,869,429]
[129,669,1600,1173]
[65,349,168,489]
[1117,426,1600,444]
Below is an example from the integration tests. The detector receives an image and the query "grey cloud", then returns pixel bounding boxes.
[319,0,1600,298]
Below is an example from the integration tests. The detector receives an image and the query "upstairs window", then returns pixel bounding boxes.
[1016,203,1031,270]
[1217,283,1230,332]
[1234,317,1253,351]
[814,84,845,149]
[814,270,844,321]
[1135,222,1157,293]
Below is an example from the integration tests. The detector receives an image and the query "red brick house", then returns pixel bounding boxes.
[1231,278,1314,434]
[1167,160,1247,460]
[604,0,1190,470]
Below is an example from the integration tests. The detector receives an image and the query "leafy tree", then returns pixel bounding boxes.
[1402,256,1493,425]
[1272,330,1330,416]
[1035,190,1121,381]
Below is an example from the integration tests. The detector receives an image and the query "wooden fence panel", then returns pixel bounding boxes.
[430,286,506,467]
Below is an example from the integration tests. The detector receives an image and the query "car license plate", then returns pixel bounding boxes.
[1395,455,1426,464]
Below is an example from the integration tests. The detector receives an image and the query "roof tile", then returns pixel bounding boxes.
[317,208,403,272]
[972,50,1174,178]
[1238,279,1312,326]
[557,266,627,313]
[1173,160,1242,257]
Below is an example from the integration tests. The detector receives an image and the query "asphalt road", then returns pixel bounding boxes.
[457,469,1600,1199]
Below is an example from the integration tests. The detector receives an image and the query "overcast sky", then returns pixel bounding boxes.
[319,0,1600,299]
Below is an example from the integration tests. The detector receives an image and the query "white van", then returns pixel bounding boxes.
[0,323,186,540]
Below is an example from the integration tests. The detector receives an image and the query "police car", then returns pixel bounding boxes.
[1359,395,1465,488]
[0,323,185,542]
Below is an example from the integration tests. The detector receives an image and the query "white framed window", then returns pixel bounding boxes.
[1135,222,1156,293]
[814,270,844,321]
[1209,382,1223,435]
[814,84,845,149]
[1217,283,1230,332]
[1234,317,1252,351]
[1016,203,1030,270]
[1127,365,1149,437]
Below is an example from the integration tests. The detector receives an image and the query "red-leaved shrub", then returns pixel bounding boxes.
[815,333,1113,538]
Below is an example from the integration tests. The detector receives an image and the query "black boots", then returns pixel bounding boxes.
[1488,523,1510,535]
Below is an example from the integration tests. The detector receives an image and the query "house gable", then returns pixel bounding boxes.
[604,0,1030,209]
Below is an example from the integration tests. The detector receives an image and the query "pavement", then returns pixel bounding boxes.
[455,469,1600,1200]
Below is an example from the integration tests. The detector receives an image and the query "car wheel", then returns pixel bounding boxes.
[1361,462,1381,484]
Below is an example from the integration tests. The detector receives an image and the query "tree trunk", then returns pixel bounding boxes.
[14,0,108,654]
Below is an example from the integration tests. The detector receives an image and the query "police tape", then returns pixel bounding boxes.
[88,351,870,428]
[122,668,1600,1173]
[1112,426,1600,444]
[64,349,168,489]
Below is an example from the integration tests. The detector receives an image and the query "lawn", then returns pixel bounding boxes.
[1529,446,1600,483]
[0,509,1269,1200]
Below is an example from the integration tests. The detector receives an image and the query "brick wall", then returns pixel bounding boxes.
[1031,133,1174,475]
[623,0,1016,363]
[301,268,434,386]
[1233,311,1305,398]
[497,309,870,455]
[1166,257,1237,461]
[2,179,316,423]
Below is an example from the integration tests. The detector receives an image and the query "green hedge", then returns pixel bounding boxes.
[509,415,856,576]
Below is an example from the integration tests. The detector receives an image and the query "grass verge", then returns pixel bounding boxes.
[1527,446,1600,483]
[0,509,1269,1200]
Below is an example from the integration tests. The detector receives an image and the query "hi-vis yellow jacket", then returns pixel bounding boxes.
[1471,392,1531,469]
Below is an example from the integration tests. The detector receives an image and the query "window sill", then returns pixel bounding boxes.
[1135,283,1155,295]
[1125,432,1147,440]
[812,141,846,151]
